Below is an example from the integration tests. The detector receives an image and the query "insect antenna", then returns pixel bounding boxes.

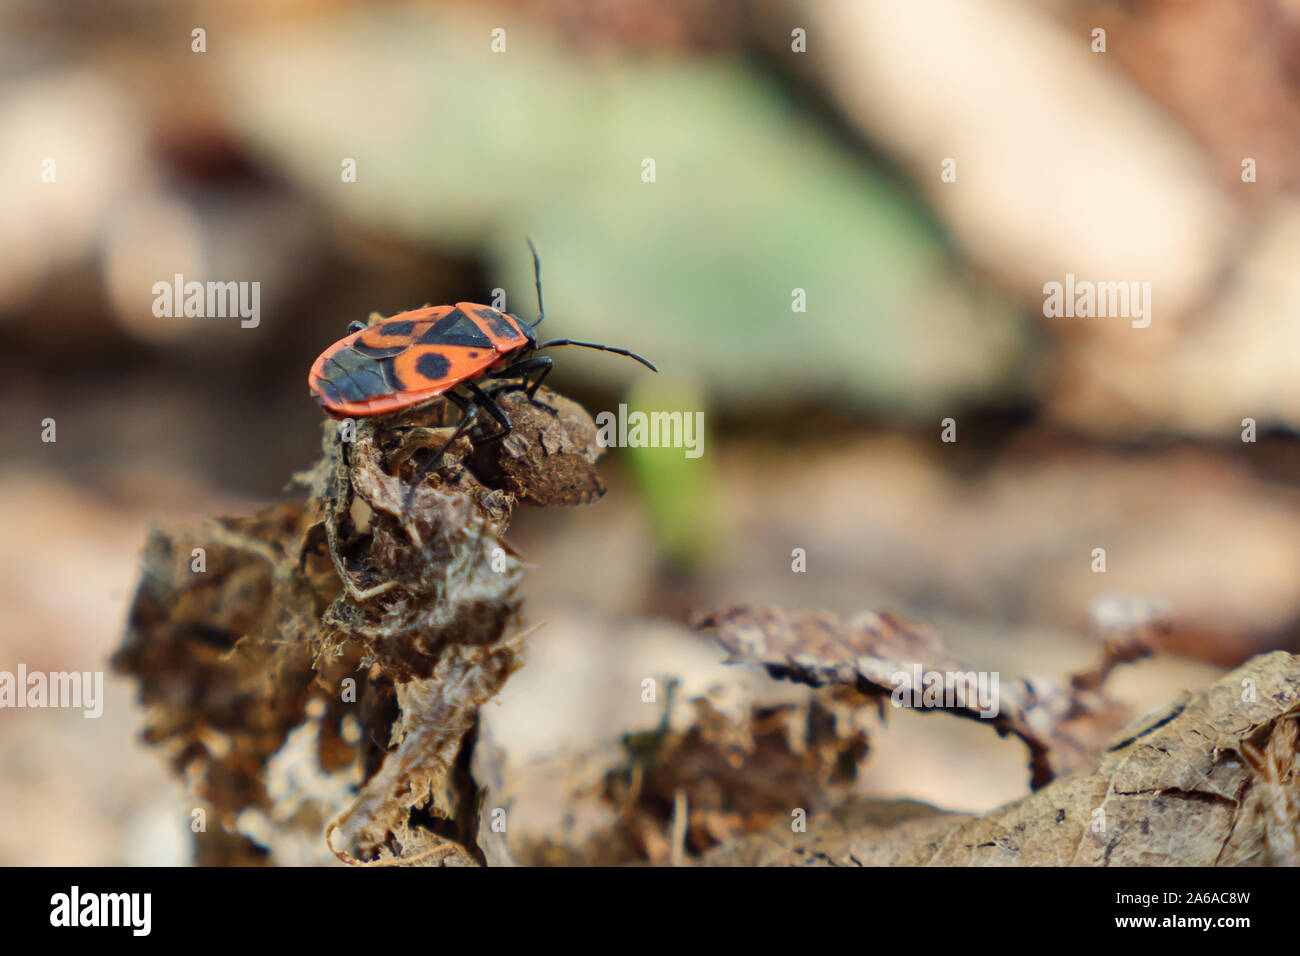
[526,237,545,328]
[535,338,657,372]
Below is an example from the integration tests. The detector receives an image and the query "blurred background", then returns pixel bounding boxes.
[3,0,1300,864]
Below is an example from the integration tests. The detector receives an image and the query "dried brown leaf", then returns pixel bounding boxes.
[602,686,870,863]
[700,651,1300,866]
[697,603,1162,788]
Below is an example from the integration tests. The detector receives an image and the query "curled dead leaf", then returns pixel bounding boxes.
[697,602,1161,788]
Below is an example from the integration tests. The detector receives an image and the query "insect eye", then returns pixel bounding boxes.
[347,320,366,334]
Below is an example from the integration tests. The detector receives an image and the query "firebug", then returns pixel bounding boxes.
[307,240,655,498]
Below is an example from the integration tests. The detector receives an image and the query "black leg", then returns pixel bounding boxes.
[404,398,478,512]
[463,380,515,443]
[487,355,554,407]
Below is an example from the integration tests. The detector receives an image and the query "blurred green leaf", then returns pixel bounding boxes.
[620,377,717,570]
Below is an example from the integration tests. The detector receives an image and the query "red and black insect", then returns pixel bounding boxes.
[308,240,655,492]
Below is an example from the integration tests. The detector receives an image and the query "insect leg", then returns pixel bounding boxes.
[486,356,555,408]
[403,397,479,512]
[463,380,515,443]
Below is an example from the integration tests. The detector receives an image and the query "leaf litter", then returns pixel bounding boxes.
[114,388,1299,866]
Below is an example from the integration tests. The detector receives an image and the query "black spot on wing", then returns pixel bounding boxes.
[418,308,492,348]
[376,320,415,336]
[416,351,452,381]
